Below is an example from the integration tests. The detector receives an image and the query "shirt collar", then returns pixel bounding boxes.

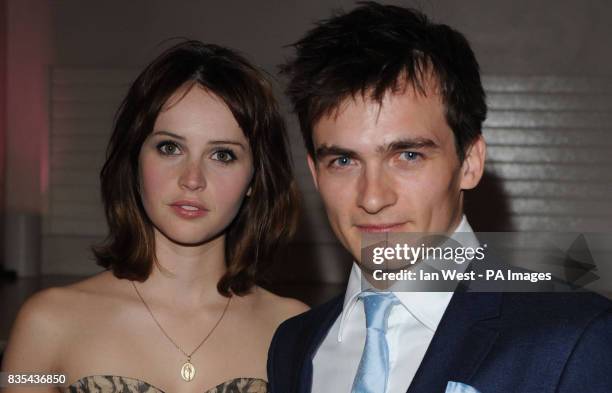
[337,215,478,342]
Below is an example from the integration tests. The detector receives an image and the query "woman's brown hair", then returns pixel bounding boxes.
[93,40,298,296]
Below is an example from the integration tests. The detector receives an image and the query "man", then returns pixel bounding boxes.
[268,2,612,393]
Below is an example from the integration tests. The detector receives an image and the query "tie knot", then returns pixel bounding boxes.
[359,291,398,330]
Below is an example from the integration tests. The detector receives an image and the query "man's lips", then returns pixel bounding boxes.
[169,200,209,218]
[355,223,406,233]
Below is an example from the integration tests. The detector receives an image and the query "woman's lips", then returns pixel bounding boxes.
[170,201,208,218]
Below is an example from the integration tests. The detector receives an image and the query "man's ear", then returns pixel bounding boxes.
[306,154,320,191]
[459,135,486,190]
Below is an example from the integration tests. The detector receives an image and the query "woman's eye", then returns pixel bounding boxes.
[399,151,421,161]
[211,149,236,163]
[330,156,352,168]
[157,141,182,155]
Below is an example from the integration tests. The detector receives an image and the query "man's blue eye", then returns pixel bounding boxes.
[400,151,420,160]
[334,156,352,166]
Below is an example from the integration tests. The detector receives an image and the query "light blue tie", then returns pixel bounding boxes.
[351,291,398,393]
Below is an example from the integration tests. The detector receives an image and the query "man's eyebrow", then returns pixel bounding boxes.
[377,137,439,153]
[151,130,186,141]
[315,145,358,160]
[314,138,439,159]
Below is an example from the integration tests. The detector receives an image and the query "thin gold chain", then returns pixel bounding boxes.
[131,281,231,359]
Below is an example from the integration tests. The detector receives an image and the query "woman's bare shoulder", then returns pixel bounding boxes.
[10,274,106,330]
[24,271,126,312]
[1,272,126,371]
[10,286,70,334]
[2,284,78,372]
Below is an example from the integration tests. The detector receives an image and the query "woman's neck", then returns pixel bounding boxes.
[135,230,229,311]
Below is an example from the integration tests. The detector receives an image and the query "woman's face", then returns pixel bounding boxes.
[138,84,254,246]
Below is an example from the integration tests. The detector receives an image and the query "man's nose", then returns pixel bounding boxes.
[356,165,397,214]
[178,160,207,191]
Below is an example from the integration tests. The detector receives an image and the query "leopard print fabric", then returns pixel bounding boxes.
[64,375,268,393]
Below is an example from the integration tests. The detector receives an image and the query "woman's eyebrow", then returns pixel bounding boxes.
[151,130,186,140]
[150,133,246,150]
[208,140,247,150]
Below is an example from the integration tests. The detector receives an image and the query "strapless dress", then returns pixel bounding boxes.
[63,375,267,392]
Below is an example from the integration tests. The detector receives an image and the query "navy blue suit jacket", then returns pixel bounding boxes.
[268,291,612,393]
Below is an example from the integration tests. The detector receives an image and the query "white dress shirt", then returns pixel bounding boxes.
[311,216,479,393]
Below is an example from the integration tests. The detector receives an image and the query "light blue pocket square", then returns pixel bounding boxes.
[445,381,482,393]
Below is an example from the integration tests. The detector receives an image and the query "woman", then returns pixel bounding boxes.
[2,41,308,393]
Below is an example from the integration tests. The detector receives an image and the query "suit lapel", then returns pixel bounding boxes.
[407,291,502,393]
[294,295,344,393]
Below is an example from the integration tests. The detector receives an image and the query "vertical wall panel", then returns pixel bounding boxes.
[467,77,612,232]
[42,68,134,274]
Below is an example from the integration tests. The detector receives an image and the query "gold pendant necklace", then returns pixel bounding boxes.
[180,357,196,382]
[131,281,231,382]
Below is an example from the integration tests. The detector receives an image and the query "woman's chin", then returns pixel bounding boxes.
[155,227,224,247]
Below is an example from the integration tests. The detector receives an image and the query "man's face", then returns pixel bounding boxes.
[308,82,485,263]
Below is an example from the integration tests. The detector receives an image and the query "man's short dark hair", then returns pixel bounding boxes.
[280,1,487,161]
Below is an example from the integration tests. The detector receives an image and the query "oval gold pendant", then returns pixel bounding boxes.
[181,361,196,382]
